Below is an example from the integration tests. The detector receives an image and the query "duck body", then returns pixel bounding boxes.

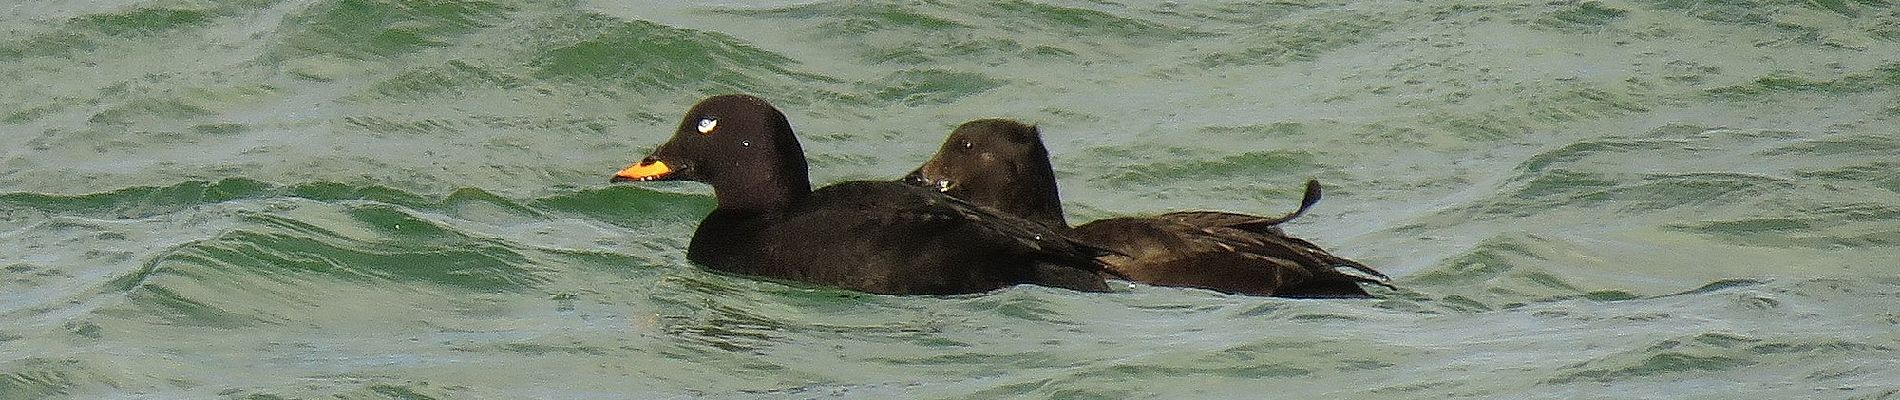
[687,180,1110,294]
[1071,212,1386,298]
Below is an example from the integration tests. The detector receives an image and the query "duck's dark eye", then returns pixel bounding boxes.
[960,141,973,150]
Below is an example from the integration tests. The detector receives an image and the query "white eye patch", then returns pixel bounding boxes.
[696,117,718,134]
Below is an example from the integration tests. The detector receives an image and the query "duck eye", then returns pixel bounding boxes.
[960,141,973,150]
[696,118,718,134]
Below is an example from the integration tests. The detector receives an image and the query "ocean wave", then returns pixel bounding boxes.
[2,179,700,327]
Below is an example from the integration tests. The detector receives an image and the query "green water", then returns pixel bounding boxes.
[2,0,1896,398]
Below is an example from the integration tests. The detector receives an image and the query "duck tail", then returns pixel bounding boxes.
[1234,179,1324,232]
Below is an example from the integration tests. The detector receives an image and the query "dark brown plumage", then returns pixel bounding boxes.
[610,95,1110,295]
[904,119,1391,297]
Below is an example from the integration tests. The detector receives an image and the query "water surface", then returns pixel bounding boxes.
[2,1,1896,398]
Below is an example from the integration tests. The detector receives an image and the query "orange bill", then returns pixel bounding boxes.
[611,158,673,182]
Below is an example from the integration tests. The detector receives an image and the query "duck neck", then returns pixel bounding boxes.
[1009,171,1067,228]
[710,168,805,212]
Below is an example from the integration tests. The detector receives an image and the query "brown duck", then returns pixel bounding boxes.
[905,119,1392,297]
